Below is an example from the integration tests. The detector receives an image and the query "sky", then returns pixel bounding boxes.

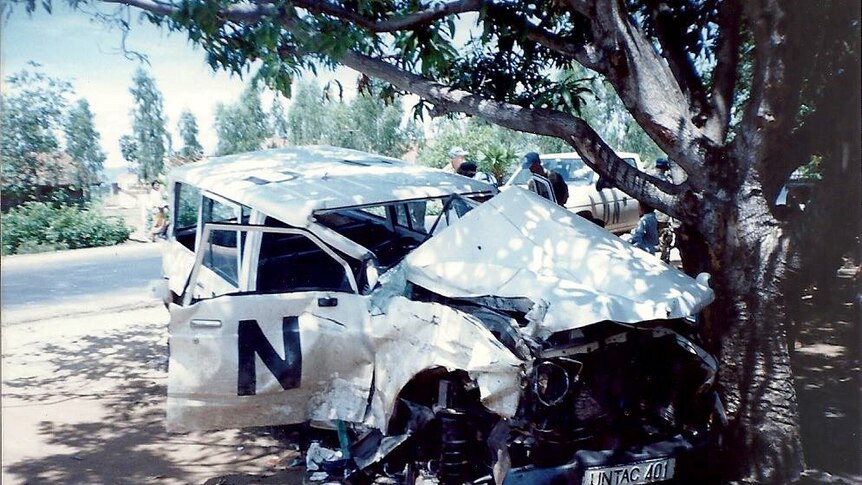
[1,4,358,168]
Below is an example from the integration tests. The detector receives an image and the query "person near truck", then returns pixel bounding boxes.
[444,147,468,173]
[630,201,660,254]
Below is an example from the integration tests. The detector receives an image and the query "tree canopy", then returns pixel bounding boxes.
[214,85,272,155]
[128,67,168,181]
[176,109,203,158]
[64,99,107,190]
[1,63,108,206]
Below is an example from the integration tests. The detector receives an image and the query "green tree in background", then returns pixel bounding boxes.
[286,79,329,145]
[214,85,272,155]
[417,118,567,182]
[129,68,168,181]
[64,98,106,195]
[118,134,138,167]
[0,63,70,206]
[269,96,289,145]
[177,109,203,158]
[328,84,409,157]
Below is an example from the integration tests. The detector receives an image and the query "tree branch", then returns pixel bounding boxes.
[293,0,483,33]
[645,0,710,126]
[336,49,696,221]
[101,0,277,21]
[95,0,698,219]
[705,0,742,142]
[733,0,802,170]
[586,0,711,189]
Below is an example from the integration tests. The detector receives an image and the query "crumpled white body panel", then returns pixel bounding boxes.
[364,296,523,431]
[167,291,522,433]
[404,187,714,337]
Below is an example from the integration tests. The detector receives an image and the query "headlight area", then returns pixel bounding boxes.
[512,320,721,469]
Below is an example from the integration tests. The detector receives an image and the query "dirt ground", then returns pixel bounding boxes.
[793,276,861,484]
[1,277,859,484]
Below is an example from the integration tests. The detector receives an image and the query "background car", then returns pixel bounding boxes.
[506,151,644,233]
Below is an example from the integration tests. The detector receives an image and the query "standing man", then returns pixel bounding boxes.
[523,152,554,201]
[653,158,677,262]
[444,147,468,173]
[145,180,166,241]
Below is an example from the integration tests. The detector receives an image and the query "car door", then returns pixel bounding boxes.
[167,223,374,432]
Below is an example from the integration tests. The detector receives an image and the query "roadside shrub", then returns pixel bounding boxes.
[1,202,130,255]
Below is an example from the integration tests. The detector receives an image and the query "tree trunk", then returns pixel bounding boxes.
[698,196,804,483]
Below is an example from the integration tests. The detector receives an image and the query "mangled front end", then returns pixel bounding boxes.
[362,188,725,483]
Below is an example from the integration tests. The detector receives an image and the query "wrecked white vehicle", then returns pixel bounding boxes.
[162,146,724,484]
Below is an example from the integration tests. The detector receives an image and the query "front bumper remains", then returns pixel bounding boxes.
[499,432,717,485]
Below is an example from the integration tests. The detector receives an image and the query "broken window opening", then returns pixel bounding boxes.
[315,195,482,271]
[255,217,358,294]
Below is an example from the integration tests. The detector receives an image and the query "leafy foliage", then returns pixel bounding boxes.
[1,201,130,255]
[214,85,272,155]
[327,82,416,157]
[0,63,71,204]
[129,67,168,181]
[285,79,331,145]
[269,96,290,143]
[64,98,107,192]
[417,117,567,181]
[177,109,203,158]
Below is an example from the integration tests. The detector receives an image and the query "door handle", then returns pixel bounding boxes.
[318,297,338,307]
[191,319,222,328]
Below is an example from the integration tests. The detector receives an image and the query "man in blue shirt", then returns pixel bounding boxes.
[630,202,659,254]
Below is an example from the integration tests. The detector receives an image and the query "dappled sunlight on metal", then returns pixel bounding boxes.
[405,188,713,333]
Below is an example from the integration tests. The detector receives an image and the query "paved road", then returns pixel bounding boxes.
[1,242,164,324]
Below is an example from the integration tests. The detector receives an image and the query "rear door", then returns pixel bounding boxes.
[167,223,374,432]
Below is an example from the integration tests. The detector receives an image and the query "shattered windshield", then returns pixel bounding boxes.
[314,194,480,269]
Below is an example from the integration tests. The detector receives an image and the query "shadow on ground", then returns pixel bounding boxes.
[792,277,861,484]
[2,319,302,484]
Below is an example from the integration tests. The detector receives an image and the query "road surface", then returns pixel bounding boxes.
[1,243,305,484]
[1,242,163,325]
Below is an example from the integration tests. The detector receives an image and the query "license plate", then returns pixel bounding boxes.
[582,457,676,485]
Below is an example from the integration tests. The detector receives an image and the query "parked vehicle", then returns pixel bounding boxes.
[161,146,723,484]
[505,152,644,233]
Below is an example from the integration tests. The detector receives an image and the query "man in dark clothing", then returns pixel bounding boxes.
[523,152,554,202]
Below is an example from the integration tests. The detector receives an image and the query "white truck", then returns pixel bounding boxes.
[506,151,645,233]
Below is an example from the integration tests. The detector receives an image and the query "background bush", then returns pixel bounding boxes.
[1,202,130,255]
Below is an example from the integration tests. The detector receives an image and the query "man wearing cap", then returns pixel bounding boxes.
[654,158,673,184]
[523,152,554,201]
[444,147,468,173]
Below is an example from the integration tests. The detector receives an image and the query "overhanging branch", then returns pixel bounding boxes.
[293,0,482,33]
[706,0,742,141]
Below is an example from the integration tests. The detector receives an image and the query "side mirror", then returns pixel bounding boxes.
[363,258,380,292]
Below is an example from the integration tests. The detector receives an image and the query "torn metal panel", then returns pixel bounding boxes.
[404,187,714,335]
[363,296,523,432]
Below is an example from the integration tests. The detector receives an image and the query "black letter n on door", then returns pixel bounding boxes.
[237,317,302,396]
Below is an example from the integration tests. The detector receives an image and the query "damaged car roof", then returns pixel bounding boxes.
[170,145,495,228]
[404,187,714,336]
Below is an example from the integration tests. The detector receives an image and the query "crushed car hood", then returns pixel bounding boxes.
[404,187,714,337]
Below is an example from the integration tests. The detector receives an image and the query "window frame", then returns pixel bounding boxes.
[184,223,359,305]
